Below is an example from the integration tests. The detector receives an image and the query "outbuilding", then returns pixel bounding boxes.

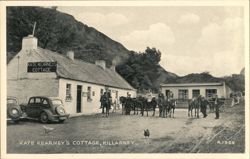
[7,35,136,116]
[160,82,232,100]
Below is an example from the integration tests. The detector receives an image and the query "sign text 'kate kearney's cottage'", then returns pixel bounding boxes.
[7,35,136,116]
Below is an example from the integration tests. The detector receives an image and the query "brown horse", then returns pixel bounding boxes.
[167,99,176,118]
[188,97,200,118]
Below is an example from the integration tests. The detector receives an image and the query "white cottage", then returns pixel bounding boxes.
[160,82,232,100]
[7,35,136,116]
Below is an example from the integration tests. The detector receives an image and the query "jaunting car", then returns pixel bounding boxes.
[7,96,23,122]
[21,96,70,123]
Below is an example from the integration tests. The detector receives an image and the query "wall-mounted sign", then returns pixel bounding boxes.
[82,92,87,97]
[27,62,57,73]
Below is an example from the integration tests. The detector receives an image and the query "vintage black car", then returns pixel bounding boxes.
[7,96,23,122]
[22,96,70,123]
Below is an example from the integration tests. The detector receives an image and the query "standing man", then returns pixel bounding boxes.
[200,97,208,118]
[100,92,107,114]
[214,95,220,119]
[158,92,164,117]
[125,93,132,115]
[106,91,112,117]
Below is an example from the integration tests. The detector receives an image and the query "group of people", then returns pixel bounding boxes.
[191,95,222,119]
[99,90,121,117]
[99,90,224,119]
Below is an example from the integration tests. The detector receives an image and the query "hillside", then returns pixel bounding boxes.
[7,7,129,66]
[7,7,177,90]
[165,72,222,84]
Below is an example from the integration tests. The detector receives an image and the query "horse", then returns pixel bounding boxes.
[207,98,215,112]
[200,97,211,117]
[188,97,200,118]
[138,96,156,117]
[167,99,176,118]
[150,97,157,116]
[131,97,142,115]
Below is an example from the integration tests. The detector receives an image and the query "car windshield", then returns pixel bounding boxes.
[7,99,17,104]
[51,99,63,105]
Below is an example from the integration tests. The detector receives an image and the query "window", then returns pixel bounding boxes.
[100,89,104,96]
[66,84,72,101]
[192,89,200,98]
[92,91,95,96]
[35,98,41,104]
[41,98,49,108]
[206,89,217,98]
[29,98,35,104]
[42,99,48,105]
[178,89,188,99]
[87,86,92,102]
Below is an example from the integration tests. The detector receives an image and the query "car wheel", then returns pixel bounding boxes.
[40,112,49,123]
[8,106,21,119]
[59,119,65,123]
[13,119,20,123]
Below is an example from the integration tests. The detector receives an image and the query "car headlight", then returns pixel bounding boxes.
[12,109,18,114]
[56,106,66,115]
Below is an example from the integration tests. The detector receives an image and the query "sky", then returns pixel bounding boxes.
[58,6,245,77]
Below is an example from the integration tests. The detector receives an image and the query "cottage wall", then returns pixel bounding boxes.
[58,78,136,116]
[7,49,59,103]
[7,79,59,104]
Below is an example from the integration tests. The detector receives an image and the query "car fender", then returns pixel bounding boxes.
[41,109,54,120]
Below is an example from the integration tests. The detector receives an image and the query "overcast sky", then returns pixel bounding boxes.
[58,6,244,77]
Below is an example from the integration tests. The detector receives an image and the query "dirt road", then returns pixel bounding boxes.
[7,101,245,153]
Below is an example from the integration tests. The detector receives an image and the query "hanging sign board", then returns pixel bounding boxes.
[27,62,57,73]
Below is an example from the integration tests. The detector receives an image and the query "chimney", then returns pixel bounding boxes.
[111,59,116,71]
[95,60,106,70]
[22,35,38,50]
[66,51,74,60]
[110,65,116,71]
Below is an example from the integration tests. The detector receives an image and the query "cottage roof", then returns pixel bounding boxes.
[160,82,224,87]
[29,48,135,90]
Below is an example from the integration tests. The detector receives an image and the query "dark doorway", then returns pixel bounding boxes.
[165,90,170,98]
[77,85,82,113]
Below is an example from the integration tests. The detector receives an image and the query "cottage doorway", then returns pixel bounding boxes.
[77,85,82,113]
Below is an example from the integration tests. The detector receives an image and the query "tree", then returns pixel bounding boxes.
[116,47,162,91]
